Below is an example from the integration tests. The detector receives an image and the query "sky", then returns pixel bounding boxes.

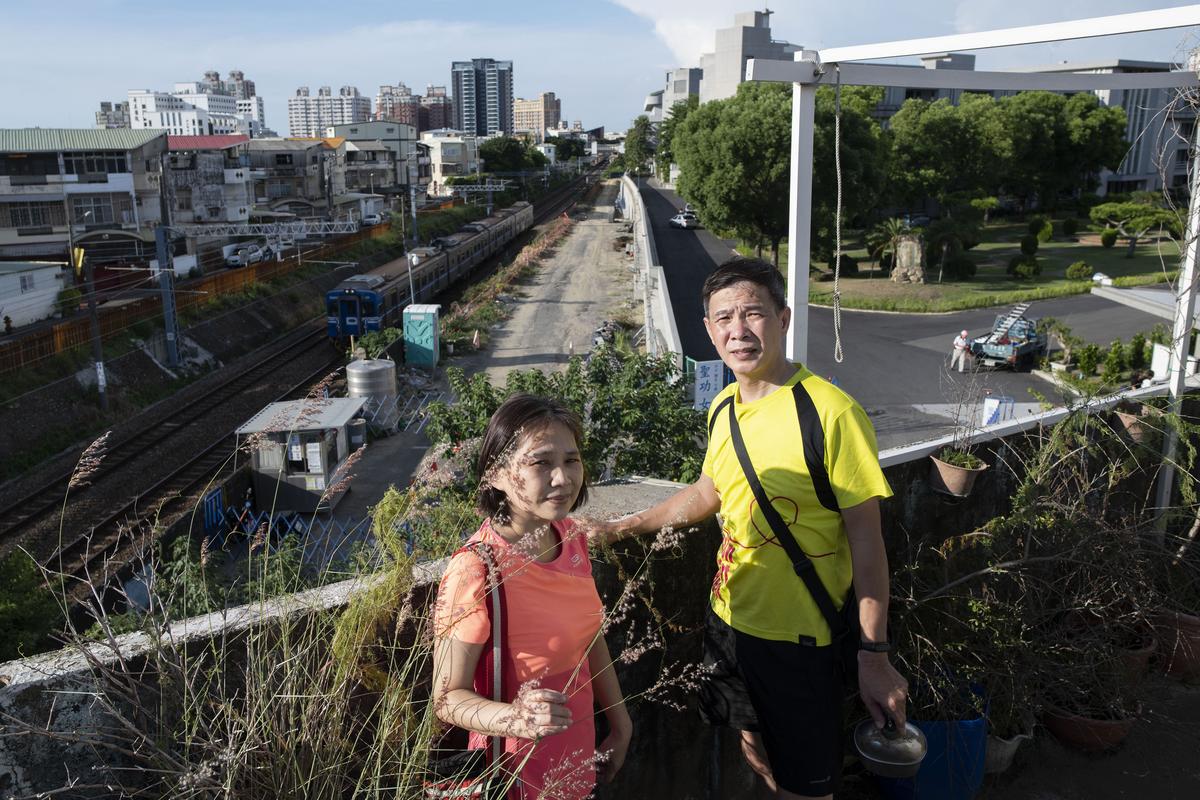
[1,1,1198,135]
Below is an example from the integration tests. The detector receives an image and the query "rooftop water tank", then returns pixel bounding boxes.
[346,358,399,431]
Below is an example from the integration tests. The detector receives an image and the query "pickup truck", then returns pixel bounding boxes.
[970,303,1047,371]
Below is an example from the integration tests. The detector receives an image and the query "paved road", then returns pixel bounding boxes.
[641,180,1171,448]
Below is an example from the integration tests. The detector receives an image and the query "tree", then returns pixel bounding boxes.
[867,217,908,277]
[479,136,547,173]
[887,94,1007,214]
[656,95,699,178]
[545,136,585,161]
[674,82,885,268]
[1089,196,1181,257]
[970,196,1000,223]
[623,115,653,176]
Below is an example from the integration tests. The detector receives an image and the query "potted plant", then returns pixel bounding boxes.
[929,447,987,497]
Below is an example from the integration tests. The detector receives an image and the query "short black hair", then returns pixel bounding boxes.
[701,256,787,316]
[476,394,589,517]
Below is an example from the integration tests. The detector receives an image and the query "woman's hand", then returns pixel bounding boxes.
[596,708,632,783]
[502,688,573,740]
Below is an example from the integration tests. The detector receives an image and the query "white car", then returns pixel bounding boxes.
[669,212,700,229]
[227,243,270,267]
[362,213,385,226]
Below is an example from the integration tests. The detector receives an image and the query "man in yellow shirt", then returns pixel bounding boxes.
[593,257,907,799]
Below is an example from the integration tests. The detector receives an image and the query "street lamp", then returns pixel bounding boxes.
[406,251,418,306]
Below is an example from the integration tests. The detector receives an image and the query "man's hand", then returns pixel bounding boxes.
[858,651,908,729]
[577,515,630,549]
[595,709,632,783]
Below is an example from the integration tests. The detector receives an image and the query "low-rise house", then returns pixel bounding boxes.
[246,138,344,217]
[0,129,167,262]
[0,261,67,329]
[166,134,252,224]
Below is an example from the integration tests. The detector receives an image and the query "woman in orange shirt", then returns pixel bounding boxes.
[432,395,632,799]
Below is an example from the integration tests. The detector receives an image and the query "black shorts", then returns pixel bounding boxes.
[697,607,844,797]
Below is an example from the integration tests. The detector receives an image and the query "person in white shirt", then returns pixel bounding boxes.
[950,330,971,373]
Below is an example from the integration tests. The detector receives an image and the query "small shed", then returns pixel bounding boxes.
[236,396,367,513]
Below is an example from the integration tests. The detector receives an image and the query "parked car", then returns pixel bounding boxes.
[226,243,268,267]
[669,212,701,229]
[362,213,384,226]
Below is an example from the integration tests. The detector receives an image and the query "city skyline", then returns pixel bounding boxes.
[1,0,1196,134]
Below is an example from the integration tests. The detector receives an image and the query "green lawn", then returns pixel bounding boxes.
[804,226,1181,313]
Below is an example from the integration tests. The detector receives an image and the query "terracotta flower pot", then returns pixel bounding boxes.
[1154,610,1200,682]
[929,456,987,498]
[1042,706,1136,752]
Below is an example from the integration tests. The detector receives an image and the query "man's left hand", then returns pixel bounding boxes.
[858,651,908,729]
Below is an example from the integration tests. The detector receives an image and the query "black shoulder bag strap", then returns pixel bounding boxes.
[724,383,848,643]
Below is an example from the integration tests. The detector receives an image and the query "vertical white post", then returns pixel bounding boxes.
[786,78,817,364]
[1153,121,1200,533]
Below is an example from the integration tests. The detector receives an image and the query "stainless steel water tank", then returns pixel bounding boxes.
[346,359,399,431]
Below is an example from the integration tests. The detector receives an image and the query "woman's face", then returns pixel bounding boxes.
[491,421,584,528]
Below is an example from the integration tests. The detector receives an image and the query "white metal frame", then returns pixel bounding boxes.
[747,5,1200,522]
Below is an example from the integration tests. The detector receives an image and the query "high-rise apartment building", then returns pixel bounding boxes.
[288,86,370,138]
[199,69,257,100]
[95,101,130,129]
[451,59,514,136]
[375,83,420,127]
[513,92,561,141]
[420,85,453,132]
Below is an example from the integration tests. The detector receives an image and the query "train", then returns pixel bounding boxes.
[325,200,535,339]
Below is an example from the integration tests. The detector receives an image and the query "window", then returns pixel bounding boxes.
[19,274,35,293]
[0,201,66,228]
[0,153,59,176]
[275,153,294,166]
[63,151,129,175]
[71,194,133,225]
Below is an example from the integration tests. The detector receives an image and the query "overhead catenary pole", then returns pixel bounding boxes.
[157,151,180,368]
[81,250,108,412]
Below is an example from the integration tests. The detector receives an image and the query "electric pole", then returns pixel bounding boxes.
[157,151,180,368]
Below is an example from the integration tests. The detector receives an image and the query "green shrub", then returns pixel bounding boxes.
[830,253,859,276]
[1065,261,1093,281]
[1100,228,1119,248]
[942,253,977,281]
[1037,220,1054,242]
[1077,343,1102,375]
[1102,340,1127,381]
[1027,215,1048,237]
[0,550,61,662]
[56,286,82,315]
[1007,254,1041,280]
[1127,331,1147,370]
[1019,235,1039,256]
[1062,218,1079,237]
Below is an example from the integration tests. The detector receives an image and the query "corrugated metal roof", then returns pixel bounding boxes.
[248,138,325,151]
[236,397,366,435]
[0,128,167,153]
[168,134,249,151]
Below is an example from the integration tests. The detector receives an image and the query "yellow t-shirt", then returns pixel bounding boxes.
[702,366,892,645]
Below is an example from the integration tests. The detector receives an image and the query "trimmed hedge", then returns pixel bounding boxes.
[1065,260,1092,281]
[1101,228,1119,248]
[1019,235,1039,256]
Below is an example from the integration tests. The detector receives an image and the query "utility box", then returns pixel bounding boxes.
[404,303,441,367]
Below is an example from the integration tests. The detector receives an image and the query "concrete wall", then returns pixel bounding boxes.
[620,174,682,366]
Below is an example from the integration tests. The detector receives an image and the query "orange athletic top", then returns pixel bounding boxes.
[435,517,604,800]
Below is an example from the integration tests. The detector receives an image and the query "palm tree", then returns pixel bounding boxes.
[867,217,908,278]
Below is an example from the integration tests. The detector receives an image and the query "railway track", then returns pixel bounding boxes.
[3,164,605,603]
[0,326,335,545]
[55,355,343,600]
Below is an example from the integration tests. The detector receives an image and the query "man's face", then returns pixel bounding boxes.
[703,281,791,379]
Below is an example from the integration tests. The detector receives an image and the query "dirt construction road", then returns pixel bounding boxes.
[454,179,635,385]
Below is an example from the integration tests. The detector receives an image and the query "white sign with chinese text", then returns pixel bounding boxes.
[693,360,728,410]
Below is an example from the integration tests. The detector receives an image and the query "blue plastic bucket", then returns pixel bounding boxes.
[875,714,987,800]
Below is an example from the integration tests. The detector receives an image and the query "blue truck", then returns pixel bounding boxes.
[970,303,1047,371]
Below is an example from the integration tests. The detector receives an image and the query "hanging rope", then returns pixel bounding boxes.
[832,65,845,364]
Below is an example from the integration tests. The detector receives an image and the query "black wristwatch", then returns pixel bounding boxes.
[859,640,893,653]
